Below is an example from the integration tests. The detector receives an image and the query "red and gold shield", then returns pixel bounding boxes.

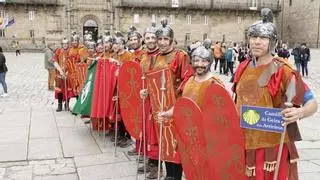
[145,68,180,163]
[202,84,246,179]
[118,61,143,140]
[75,62,88,95]
[173,97,208,180]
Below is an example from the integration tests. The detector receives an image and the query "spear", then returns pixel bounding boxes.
[114,62,120,157]
[273,78,296,180]
[63,73,69,111]
[136,74,147,180]
[157,69,166,180]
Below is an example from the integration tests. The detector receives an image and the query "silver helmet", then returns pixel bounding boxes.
[86,41,96,50]
[192,45,213,64]
[248,8,277,51]
[70,32,80,43]
[61,36,69,45]
[155,19,174,40]
[114,31,125,45]
[102,31,114,43]
[127,25,142,40]
[144,22,157,36]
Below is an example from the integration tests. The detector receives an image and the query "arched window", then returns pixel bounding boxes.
[84,19,98,27]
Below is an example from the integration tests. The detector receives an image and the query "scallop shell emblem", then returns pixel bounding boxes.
[243,109,260,125]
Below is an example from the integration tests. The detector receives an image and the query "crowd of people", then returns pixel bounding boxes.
[39,8,318,180]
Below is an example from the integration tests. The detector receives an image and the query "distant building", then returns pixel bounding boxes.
[278,0,320,48]
[114,0,280,48]
[0,0,280,50]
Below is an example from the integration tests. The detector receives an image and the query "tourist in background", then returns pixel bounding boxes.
[300,43,311,77]
[0,46,8,97]
[44,43,56,91]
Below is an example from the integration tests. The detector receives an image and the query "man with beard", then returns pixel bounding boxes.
[52,37,71,112]
[232,8,317,179]
[137,23,161,179]
[140,19,193,180]
[158,41,223,179]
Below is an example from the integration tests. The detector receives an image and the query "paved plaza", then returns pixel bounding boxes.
[0,51,319,180]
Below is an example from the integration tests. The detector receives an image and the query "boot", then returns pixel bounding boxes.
[147,166,163,179]
[137,164,152,174]
[64,99,70,111]
[56,93,63,112]
[56,103,62,112]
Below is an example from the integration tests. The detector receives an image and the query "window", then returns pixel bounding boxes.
[186,15,191,24]
[185,33,191,45]
[0,30,5,37]
[237,16,242,24]
[151,14,156,23]
[170,14,175,24]
[30,30,35,38]
[106,16,111,24]
[172,0,179,8]
[29,10,35,21]
[0,10,5,18]
[251,0,257,7]
[133,14,139,24]
[203,33,208,40]
[204,15,208,25]
[289,0,292,6]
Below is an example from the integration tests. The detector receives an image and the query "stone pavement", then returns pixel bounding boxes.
[0,51,319,180]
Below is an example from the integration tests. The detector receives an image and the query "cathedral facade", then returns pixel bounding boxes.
[0,0,281,50]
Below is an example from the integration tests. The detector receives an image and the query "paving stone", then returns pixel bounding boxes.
[0,161,28,168]
[299,172,320,180]
[33,173,79,180]
[0,112,30,128]
[58,127,101,157]
[298,161,320,173]
[6,166,32,180]
[0,143,27,162]
[74,152,129,168]
[0,127,29,144]
[77,161,138,180]
[50,163,76,175]
[29,120,59,139]
[28,138,63,160]
[296,141,320,149]
[298,149,320,160]
[0,168,6,179]
[29,160,55,165]
[33,164,51,176]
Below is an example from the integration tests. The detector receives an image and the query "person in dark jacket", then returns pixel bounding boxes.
[300,43,311,77]
[0,46,8,97]
[277,43,290,59]
[291,43,301,73]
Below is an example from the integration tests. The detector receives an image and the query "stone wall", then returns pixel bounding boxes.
[278,0,320,48]
[116,8,267,46]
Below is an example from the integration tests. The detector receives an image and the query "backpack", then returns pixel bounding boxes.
[238,50,246,62]
[225,49,233,62]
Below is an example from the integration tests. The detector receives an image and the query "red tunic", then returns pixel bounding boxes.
[146,48,193,163]
[52,48,74,100]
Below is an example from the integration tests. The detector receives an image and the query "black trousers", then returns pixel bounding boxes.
[301,60,308,76]
[118,121,130,139]
[226,61,234,75]
[165,162,183,180]
[214,58,219,71]
[219,58,226,74]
